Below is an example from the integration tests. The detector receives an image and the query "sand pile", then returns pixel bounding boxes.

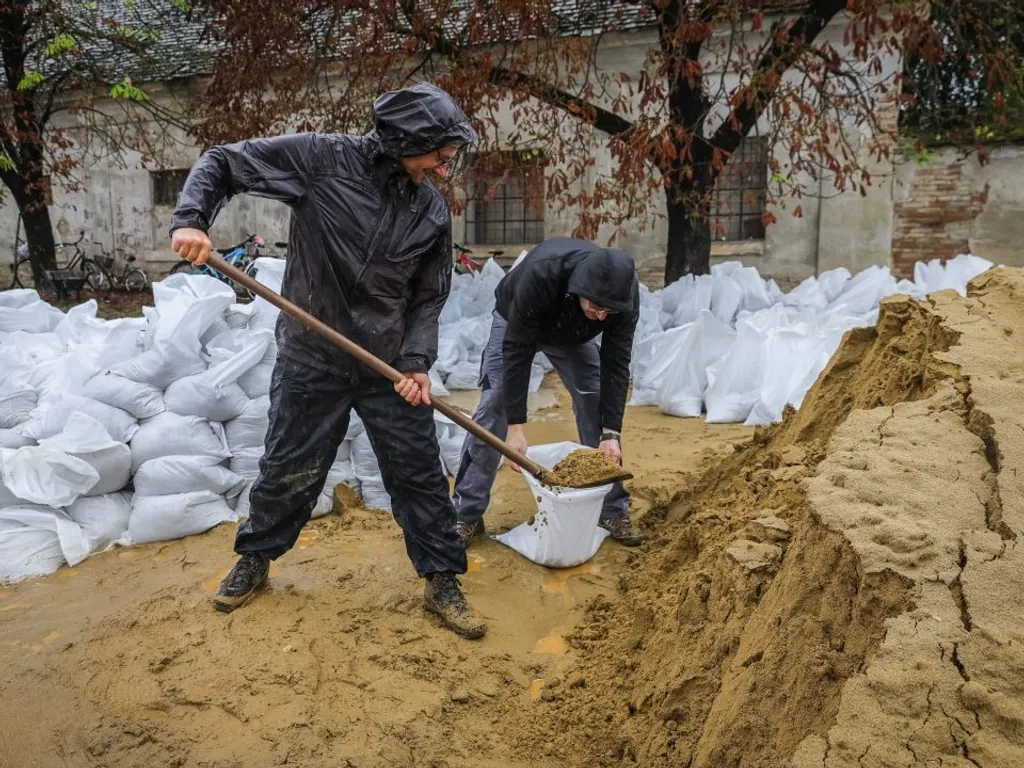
[515,268,1024,767]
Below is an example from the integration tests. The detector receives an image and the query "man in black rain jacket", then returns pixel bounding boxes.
[169,82,486,639]
[452,236,643,547]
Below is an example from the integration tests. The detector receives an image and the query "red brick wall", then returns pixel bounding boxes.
[891,161,990,278]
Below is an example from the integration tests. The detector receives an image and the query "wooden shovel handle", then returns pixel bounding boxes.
[204,253,561,485]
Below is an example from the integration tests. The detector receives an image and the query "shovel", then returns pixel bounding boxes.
[204,253,632,489]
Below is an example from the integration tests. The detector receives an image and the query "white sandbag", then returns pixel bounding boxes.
[129,412,230,473]
[1,445,99,507]
[148,274,236,355]
[728,265,774,313]
[237,361,275,398]
[662,274,713,329]
[134,455,246,497]
[428,367,450,398]
[710,273,743,326]
[164,333,271,422]
[80,371,165,420]
[225,396,270,452]
[0,288,41,308]
[224,303,255,329]
[703,324,765,424]
[326,457,357,490]
[913,253,992,297]
[351,432,380,481]
[19,394,138,444]
[781,276,829,312]
[359,477,392,511]
[0,299,62,333]
[125,490,238,545]
[744,326,830,426]
[247,258,286,331]
[108,347,207,389]
[495,441,610,568]
[0,503,91,569]
[37,413,132,496]
[827,265,898,317]
[818,267,852,302]
[0,429,33,449]
[628,326,693,407]
[229,447,264,482]
[232,482,253,517]
[0,389,37,429]
[65,492,132,554]
[445,361,480,391]
[0,517,66,582]
[657,311,736,418]
[311,491,334,519]
[54,301,146,361]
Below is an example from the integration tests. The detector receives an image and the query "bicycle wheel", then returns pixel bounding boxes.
[122,268,149,293]
[14,258,37,289]
[82,260,110,292]
[243,258,260,299]
[169,260,199,276]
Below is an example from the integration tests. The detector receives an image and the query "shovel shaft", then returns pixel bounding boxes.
[204,253,560,485]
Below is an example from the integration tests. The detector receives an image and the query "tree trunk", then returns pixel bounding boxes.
[663,175,712,285]
[20,201,56,285]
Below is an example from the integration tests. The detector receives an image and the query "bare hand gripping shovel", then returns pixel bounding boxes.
[205,253,632,490]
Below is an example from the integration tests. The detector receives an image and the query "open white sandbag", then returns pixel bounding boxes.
[628,325,694,407]
[1,445,99,507]
[0,389,37,429]
[164,332,271,422]
[129,412,230,473]
[125,490,238,545]
[148,273,236,355]
[703,323,765,424]
[65,492,132,554]
[54,302,146,366]
[134,455,246,497]
[225,396,271,452]
[657,310,736,418]
[37,413,131,496]
[744,326,828,426]
[0,503,91,570]
[81,371,165,420]
[495,441,611,568]
[19,394,138,443]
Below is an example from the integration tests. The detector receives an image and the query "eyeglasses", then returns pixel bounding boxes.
[435,149,459,169]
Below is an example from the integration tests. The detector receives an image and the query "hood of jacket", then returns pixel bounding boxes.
[371,82,479,158]
[566,246,638,314]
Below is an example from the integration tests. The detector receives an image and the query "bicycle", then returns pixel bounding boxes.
[453,242,505,274]
[93,245,149,293]
[14,231,107,291]
[169,233,264,296]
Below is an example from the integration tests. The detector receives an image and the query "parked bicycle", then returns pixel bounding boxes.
[13,231,107,291]
[169,233,264,295]
[93,244,149,293]
[453,242,505,274]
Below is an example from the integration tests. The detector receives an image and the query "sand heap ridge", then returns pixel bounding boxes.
[515,269,1024,768]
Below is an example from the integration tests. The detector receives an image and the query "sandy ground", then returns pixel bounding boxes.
[0,381,750,768]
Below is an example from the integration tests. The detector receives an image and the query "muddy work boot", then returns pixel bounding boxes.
[455,520,485,549]
[212,553,271,613]
[423,573,487,639]
[599,516,644,547]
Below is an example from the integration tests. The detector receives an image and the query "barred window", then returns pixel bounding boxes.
[465,151,545,246]
[151,169,191,207]
[712,137,768,241]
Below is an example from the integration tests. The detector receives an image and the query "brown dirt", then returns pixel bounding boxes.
[507,268,1024,767]
[552,448,630,488]
[0,379,750,768]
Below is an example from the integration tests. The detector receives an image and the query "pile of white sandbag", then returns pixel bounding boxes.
[629,254,994,425]
[0,258,476,583]
[433,258,551,393]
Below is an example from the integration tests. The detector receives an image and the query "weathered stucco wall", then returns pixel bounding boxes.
[891,144,1024,277]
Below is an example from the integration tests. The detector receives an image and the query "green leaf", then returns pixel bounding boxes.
[44,33,77,58]
[0,153,16,172]
[109,77,149,102]
[17,71,46,91]
[171,0,192,10]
